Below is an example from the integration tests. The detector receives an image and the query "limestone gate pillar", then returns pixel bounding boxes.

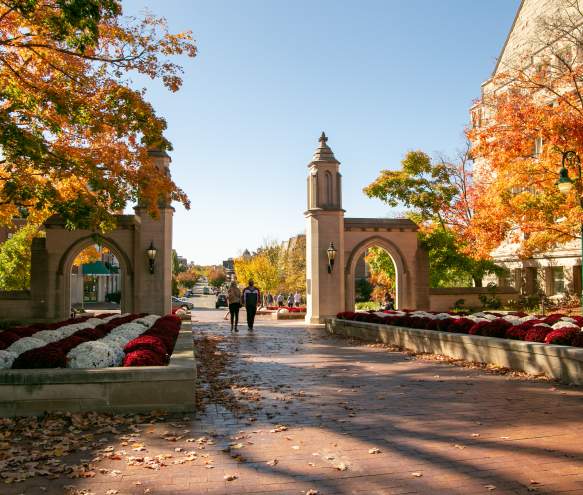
[305,133,345,324]
[133,149,173,316]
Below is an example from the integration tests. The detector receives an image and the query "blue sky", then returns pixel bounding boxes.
[123,0,521,265]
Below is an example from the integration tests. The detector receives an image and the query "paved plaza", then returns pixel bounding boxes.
[4,309,583,495]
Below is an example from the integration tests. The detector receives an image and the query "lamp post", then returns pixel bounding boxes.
[556,150,583,312]
[326,242,337,274]
[147,241,157,274]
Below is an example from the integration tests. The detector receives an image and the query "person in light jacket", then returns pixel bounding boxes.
[227,281,242,332]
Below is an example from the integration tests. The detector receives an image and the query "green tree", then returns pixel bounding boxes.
[418,227,505,288]
[365,148,504,287]
[0,224,41,290]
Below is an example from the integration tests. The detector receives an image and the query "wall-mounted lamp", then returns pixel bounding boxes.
[147,241,157,274]
[327,242,337,274]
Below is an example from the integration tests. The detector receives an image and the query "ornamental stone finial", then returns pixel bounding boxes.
[319,132,328,144]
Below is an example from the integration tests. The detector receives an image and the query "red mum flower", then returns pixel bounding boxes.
[525,326,553,342]
[123,349,167,367]
[124,335,168,356]
[544,327,579,346]
[505,327,528,340]
[12,346,67,369]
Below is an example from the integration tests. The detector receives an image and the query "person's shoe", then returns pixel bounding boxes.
[234,326,239,332]
[230,325,234,332]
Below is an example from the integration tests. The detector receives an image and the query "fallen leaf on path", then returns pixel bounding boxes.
[224,474,238,481]
[485,485,496,491]
[368,448,381,454]
[266,459,278,466]
[335,463,348,471]
[411,472,423,477]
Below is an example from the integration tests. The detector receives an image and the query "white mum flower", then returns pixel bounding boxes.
[7,337,47,355]
[559,317,577,324]
[0,350,17,369]
[533,323,552,328]
[67,342,117,368]
[551,321,580,329]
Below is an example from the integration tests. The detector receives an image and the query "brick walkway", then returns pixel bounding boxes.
[5,311,583,495]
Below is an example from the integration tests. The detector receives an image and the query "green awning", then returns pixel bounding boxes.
[82,261,111,276]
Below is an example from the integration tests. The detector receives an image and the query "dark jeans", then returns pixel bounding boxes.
[246,304,257,329]
[229,303,240,327]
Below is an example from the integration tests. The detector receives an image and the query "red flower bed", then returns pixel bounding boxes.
[448,318,475,334]
[469,319,511,338]
[505,327,529,340]
[571,332,583,347]
[124,335,168,357]
[142,315,181,355]
[12,346,67,369]
[544,327,579,346]
[123,349,168,367]
[524,326,553,342]
[335,311,583,348]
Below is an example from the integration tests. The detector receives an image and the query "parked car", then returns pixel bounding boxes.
[203,287,211,295]
[172,296,193,310]
[215,294,228,309]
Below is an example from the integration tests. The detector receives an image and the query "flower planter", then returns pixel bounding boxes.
[327,318,583,385]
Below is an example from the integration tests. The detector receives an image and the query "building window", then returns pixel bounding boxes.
[552,267,565,295]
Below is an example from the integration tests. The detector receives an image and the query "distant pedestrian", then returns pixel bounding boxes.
[267,293,274,306]
[293,291,302,307]
[227,281,242,332]
[276,293,284,307]
[287,294,294,308]
[242,279,261,331]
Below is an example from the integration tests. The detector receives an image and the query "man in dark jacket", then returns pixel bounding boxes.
[242,279,260,331]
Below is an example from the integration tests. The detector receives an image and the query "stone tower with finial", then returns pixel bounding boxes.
[132,148,174,315]
[305,132,345,323]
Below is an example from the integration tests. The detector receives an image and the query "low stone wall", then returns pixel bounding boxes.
[326,318,583,385]
[428,287,519,312]
[271,311,306,320]
[0,328,196,417]
[0,291,33,321]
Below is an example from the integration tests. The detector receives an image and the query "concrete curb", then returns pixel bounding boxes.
[326,318,583,385]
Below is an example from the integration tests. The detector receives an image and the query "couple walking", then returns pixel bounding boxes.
[227,279,260,332]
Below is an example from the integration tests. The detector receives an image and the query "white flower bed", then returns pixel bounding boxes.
[66,316,161,368]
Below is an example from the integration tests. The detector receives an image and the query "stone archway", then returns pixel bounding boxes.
[304,133,429,323]
[344,235,407,311]
[24,149,175,321]
[57,235,134,317]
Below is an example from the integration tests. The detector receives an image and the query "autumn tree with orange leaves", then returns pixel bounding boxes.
[468,0,583,258]
[0,0,196,230]
[364,147,505,287]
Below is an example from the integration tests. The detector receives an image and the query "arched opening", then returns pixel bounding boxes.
[345,236,408,311]
[58,236,134,318]
[353,246,397,310]
[325,171,333,206]
[70,245,122,314]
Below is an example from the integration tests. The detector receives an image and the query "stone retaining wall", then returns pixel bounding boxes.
[0,328,196,417]
[326,318,583,385]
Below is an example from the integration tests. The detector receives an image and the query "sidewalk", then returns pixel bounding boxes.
[4,310,583,494]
